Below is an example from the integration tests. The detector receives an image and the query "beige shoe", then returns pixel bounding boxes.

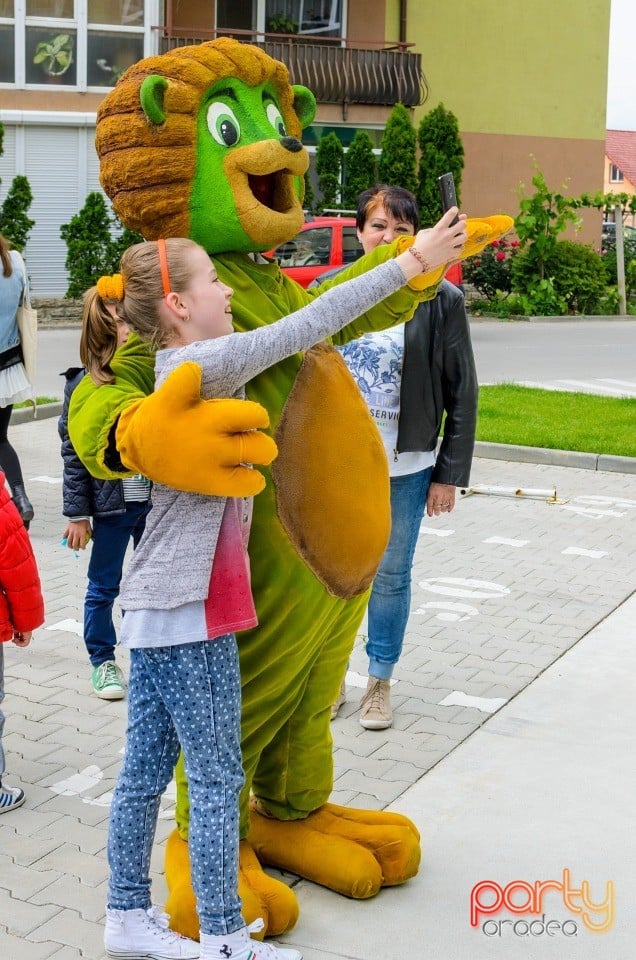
[330,677,347,721]
[359,677,392,730]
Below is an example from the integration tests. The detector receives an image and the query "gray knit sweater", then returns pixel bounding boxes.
[119,257,408,610]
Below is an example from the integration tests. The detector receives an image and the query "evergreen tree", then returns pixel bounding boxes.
[61,192,117,298]
[316,132,343,211]
[0,175,35,252]
[302,169,315,215]
[377,104,417,194]
[417,102,464,227]
[343,131,377,209]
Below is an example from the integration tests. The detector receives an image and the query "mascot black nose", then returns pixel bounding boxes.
[280,136,303,153]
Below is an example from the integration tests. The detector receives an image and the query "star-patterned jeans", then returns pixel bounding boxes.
[107,635,245,935]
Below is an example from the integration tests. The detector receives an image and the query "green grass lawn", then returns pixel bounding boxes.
[14,396,59,409]
[476,384,636,458]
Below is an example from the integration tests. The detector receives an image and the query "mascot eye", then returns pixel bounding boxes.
[266,103,287,137]
[207,102,241,147]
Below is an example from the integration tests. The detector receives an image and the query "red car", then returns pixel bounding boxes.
[266,216,463,289]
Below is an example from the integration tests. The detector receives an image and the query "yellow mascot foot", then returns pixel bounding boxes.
[249,800,421,899]
[164,829,299,940]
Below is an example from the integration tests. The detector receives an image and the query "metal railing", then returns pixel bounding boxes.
[154,25,427,108]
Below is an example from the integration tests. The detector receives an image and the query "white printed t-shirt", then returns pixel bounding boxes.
[338,323,435,478]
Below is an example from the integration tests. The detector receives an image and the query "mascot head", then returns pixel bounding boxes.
[96,38,316,253]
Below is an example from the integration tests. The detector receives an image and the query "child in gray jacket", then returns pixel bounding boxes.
[91,217,465,960]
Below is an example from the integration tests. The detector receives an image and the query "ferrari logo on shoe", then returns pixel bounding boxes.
[220,946,232,958]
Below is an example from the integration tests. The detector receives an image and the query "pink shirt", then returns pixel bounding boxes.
[204,497,258,639]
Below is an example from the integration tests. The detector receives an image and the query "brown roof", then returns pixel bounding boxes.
[606,130,636,185]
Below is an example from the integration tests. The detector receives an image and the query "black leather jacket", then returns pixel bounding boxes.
[314,272,478,487]
[398,280,478,487]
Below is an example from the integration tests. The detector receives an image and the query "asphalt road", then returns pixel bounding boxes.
[34,318,636,402]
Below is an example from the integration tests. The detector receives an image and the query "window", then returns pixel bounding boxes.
[2,0,147,90]
[272,227,333,267]
[609,164,624,183]
[265,0,342,38]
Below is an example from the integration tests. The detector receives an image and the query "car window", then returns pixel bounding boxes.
[271,227,332,267]
[342,226,363,264]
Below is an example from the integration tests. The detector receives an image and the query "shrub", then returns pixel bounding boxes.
[601,236,636,297]
[544,240,609,314]
[0,175,35,252]
[463,237,520,300]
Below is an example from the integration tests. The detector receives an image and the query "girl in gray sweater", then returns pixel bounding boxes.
[94,215,465,960]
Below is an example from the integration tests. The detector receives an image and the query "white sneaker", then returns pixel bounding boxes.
[105,905,200,959]
[200,919,302,960]
[0,782,26,813]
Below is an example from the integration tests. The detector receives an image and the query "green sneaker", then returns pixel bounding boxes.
[91,661,125,700]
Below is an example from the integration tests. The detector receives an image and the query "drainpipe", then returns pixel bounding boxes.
[399,0,407,45]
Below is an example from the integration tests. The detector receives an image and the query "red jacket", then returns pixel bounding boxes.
[0,473,44,642]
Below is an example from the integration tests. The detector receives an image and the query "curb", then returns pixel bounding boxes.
[10,400,63,426]
[12,406,636,477]
[474,440,636,475]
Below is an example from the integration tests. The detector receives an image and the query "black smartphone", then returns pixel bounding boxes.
[437,172,459,225]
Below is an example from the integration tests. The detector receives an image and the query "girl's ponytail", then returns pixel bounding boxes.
[80,283,122,385]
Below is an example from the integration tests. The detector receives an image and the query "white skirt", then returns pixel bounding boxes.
[0,361,33,407]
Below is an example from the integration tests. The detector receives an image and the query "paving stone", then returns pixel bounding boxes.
[0,929,62,959]
[5,419,636,951]
[29,907,105,957]
[0,889,61,937]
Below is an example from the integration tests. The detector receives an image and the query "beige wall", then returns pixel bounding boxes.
[1,88,105,112]
[462,131,605,245]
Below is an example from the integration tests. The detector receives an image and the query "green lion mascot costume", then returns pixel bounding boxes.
[69,38,511,941]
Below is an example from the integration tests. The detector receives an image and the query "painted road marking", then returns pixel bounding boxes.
[483,536,530,547]
[439,691,508,713]
[562,546,610,559]
[45,618,83,637]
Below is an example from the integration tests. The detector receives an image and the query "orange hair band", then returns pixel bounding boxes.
[157,238,171,297]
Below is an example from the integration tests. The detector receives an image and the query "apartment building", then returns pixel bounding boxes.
[0,0,416,293]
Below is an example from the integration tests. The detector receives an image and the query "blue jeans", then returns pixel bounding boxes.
[84,501,149,667]
[366,467,433,680]
[107,635,245,936]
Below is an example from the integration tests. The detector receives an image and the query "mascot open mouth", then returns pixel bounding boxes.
[248,173,284,212]
[224,140,307,249]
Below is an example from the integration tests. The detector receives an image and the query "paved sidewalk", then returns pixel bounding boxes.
[1,417,635,959]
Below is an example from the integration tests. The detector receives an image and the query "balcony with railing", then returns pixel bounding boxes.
[154,25,427,108]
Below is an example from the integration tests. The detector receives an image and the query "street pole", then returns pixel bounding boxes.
[615,203,627,316]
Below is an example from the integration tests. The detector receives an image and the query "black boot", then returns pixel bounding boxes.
[11,482,34,529]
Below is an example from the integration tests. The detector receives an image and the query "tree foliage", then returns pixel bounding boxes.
[343,131,377,209]
[377,103,417,195]
[0,176,35,252]
[0,127,36,253]
[60,192,143,298]
[302,169,315,215]
[316,132,344,211]
[417,103,464,227]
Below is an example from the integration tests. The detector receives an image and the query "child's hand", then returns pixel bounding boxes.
[12,631,32,647]
[63,519,92,550]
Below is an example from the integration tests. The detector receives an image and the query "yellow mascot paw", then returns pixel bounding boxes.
[164,829,299,940]
[249,801,421,899]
